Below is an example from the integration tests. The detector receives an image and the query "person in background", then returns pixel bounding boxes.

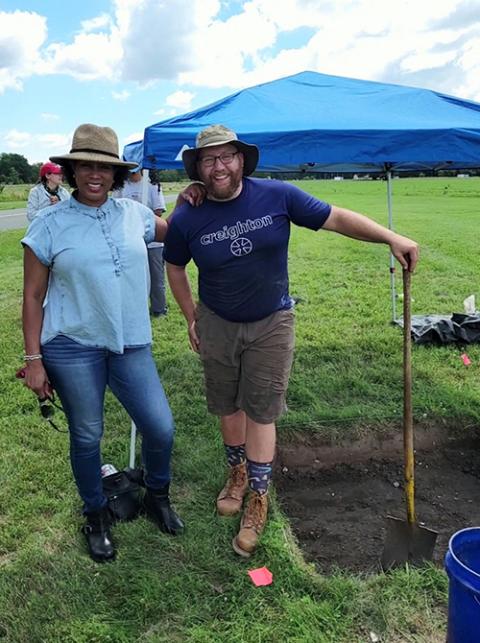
[26,162,70,222]
[164,124,419,559]
[113,166,168,317]
[21,123,184,564]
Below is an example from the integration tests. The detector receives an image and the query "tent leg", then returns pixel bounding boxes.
[129,420,137,469]
[387,170,397,322]
[141,169,149,205]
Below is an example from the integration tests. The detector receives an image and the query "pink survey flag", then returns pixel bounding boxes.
[461,353,472,366]
[248,567,273,587]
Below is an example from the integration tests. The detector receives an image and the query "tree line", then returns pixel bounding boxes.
[2,151,478,186]
[0,153,42,184]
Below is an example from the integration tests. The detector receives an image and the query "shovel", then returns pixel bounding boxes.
[381,268,437,570]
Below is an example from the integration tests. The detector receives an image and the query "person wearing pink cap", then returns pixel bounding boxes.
[26,162,70,222]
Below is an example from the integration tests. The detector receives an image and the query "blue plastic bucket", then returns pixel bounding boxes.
[445,527,480,642]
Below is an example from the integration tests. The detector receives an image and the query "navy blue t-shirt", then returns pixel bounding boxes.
[164,177,331,322]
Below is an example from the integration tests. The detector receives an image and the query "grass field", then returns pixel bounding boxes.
[0,181,187,211]
[0,177,479,641]
[0,184,30,210]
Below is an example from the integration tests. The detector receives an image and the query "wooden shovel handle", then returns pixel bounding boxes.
[403,269,416,524]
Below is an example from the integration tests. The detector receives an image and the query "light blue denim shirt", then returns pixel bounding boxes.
[22,194,156,353]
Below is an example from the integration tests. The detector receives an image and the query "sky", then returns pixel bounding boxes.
[1,0,480,164]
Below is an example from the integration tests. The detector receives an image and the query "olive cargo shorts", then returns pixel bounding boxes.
[195,302,295,424]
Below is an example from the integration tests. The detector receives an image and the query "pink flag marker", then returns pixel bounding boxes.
[248,566,273,587]
[461,353,472,366]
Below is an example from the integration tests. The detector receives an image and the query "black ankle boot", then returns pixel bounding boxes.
[82,506,116,562]
[144,484,185,535]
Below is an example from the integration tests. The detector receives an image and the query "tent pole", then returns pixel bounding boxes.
[386,170,397,322]
[141,169,149,205]
[126,169,147,471]
[129,421,136,469]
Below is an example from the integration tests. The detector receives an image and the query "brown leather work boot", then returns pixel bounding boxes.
[232,491,268,557]
[216,462,248,516]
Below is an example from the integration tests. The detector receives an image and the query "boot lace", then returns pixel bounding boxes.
[242,493,267,532]
[223,464,247,499]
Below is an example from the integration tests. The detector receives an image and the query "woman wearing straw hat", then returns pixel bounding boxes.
[21,123,184,562]
[26,162,70,222]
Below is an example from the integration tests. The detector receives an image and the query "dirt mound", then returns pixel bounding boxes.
[275,428,480,574]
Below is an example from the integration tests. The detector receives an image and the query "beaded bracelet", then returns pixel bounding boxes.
[24,353,43,361]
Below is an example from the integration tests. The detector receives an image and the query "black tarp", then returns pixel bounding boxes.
[396,314,480,345]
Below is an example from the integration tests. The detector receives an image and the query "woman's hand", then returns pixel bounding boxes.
[24,360,53,399]
[177,182,206,207]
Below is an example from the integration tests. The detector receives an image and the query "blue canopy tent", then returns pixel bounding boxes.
[139,70,480,319]
[142,70,480,173]
[122,139,144,167]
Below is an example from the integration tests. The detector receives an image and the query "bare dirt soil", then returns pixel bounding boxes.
[275,425,480,574]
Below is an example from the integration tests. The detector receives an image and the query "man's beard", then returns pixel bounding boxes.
[203,166,243,200]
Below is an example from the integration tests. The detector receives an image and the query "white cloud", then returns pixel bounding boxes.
[0,10,47,93]
[455,36,480,101]
[166,90,195,111]
[36,133,71,148]
[401,50,458,75]
[116,0,205,83]
[123,131,143,145]
[41,112,60,121]
[42,31,123,80]
[152,90,195,119]
[171,0,479,105]
[3,129,32,148]
[1,129,72,163]
[1,0,480,106]
[112,89,131,101]
[81,14,112,32]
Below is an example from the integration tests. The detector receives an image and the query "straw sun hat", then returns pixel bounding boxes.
[182,124,259,180]
[50,123,137,169]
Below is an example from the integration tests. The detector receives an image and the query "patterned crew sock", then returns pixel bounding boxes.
[247,459,273,496]
[224,444,246,467]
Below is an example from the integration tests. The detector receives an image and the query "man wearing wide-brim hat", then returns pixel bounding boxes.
[164,123,419,558]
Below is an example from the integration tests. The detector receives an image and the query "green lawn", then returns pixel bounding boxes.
[0,177,479,641]
[0,182,187,211]
[0,183,30,209]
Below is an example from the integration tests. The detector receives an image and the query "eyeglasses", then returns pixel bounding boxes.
[198,151,239,168]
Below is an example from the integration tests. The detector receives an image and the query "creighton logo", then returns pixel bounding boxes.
[200,215,273,246]
[230,237,253,256]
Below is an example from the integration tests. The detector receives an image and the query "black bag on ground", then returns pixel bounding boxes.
[102,468,144,522]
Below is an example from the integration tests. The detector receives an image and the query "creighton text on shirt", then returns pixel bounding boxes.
[200,216,273,245]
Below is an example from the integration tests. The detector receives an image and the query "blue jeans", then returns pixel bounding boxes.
[42,335,174,513]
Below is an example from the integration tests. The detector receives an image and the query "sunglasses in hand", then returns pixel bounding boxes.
[15,367,66,433]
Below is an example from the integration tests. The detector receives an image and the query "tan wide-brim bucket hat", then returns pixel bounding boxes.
[182,124,259,181]
[50,123,138,169]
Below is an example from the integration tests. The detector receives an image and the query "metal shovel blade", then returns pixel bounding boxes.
[381,515,438,570]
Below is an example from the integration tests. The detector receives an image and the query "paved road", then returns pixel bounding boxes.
[0,194,178,231]
[0,208,28,231]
